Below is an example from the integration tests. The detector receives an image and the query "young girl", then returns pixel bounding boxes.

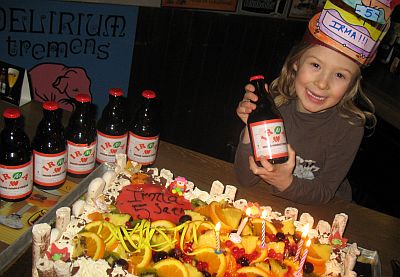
[233,41,377,204]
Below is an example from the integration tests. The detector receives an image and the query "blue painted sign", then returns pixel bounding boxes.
[0,0,138,114]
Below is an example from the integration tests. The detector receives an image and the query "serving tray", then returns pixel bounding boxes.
[0,164,109,274]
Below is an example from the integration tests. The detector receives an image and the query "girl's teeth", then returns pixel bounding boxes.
[307,90,325,101]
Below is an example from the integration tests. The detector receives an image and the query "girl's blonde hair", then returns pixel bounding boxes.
[269,42,376,134]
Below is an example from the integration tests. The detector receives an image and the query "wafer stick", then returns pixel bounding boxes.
[210,181,224,197]
[87,177,105,202]
[284,207,298,220]
[54,260,71,277]
[56,207,71,233]
[36,257,54,277]
[32,223,51,277]
[331,213,348,237]
[224,185,237,202]
[115,153,127,169]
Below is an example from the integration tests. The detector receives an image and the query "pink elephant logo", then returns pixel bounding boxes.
[29,63,92,111]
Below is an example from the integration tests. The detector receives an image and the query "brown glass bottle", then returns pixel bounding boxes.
[127,90,160,166]
[0,108,33,201]
[247,75,288,164]
[66,94,97,178]
[33,101,67,189]
[96,88,128,164]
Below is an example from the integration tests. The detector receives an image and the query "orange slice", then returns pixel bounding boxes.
[127,245,152,273]
[193,204,211,218]
[251,218,277,236]
[251,241,268,264]
[236,266,270,277]
[84,220,118,251]
[87,212,103,221]
[153,258,189,277]
[225,252,237,273]
[193,247,226,277]
[305,243,331,275]
[209,201,232,233]
[77,232,106,260]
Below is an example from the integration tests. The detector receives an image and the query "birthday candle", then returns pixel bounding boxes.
[295,239,311,277]
[215,222,221,253]
[294,223,310,262]
[261,209,268,248]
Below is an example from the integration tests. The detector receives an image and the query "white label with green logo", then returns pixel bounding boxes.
[0,160,33,199]
[127,132,159,165]
[67,140,96,175]
[33,150,67,186]
[96,131,128,163]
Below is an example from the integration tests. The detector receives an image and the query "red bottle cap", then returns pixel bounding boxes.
[75,93,91,103]
[109,88,123,97]
[43,101,59,111]
[142,90,156,99]
[249,75,265,81]
[3,107,21,118]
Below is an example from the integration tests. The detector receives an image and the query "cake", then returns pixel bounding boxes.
[32,154,360,277]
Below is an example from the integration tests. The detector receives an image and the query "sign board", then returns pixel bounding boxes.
[0,0,138,114]
[161,0,238,12]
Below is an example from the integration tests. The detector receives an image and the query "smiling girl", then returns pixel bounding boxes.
[232,3,389,204]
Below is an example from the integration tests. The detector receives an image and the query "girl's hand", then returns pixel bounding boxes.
[237,83,269,144]
[236,84,257,124]
[248,144,296,191]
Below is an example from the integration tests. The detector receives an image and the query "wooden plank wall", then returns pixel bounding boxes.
[128,7,307,162]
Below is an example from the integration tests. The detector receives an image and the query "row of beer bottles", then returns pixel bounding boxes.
[0,89,160,201]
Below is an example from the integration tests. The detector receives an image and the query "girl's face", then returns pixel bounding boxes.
[293,45,360,113]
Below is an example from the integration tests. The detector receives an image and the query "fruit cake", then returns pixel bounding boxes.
[32,154,360,277]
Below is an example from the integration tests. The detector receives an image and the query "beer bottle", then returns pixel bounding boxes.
[127,90,160,166]
[66,94,97,177]
[247,75,288,164]
[0,108,33,201]
[33,101,67,189]
[96,88,128,164]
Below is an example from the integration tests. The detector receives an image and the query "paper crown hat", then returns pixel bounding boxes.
[306,0,400,66]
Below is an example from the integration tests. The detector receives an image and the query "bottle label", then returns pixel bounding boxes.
[127,132,159,165]
[67,140,97,174]
[33,150,67,187]
[96,131,128,163]
[0,160,33,200]
[249,119,288,161]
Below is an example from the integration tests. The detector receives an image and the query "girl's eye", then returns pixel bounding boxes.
[336,73,345,79]
[311,63,320,69]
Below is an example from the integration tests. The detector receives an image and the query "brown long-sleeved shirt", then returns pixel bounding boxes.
[234,100,364,204]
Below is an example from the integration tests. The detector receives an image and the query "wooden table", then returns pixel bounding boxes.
[155,142,399,277]
[1,101,399,276]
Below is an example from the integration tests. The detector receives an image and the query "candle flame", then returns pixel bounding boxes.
[215,222,221,231]
[306,239,312,247]
[302,223,310,238]
[245,207,251,216]
[261,209,268,219]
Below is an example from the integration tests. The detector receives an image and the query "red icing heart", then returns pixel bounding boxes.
[116,183,192,224]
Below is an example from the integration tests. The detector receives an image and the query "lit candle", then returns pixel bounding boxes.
[236,208,251,236]
[295,239,311,277]
[294,223,310,262]
[261,209,268,248]
[214,222,222,254]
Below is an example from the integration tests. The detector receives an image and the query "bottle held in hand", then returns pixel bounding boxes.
[96,88,128,164]
[127,90,160,166]
[247,75,288,164]
[33,101,67,189]
[66,94,97,177]
[0,108,33,201]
